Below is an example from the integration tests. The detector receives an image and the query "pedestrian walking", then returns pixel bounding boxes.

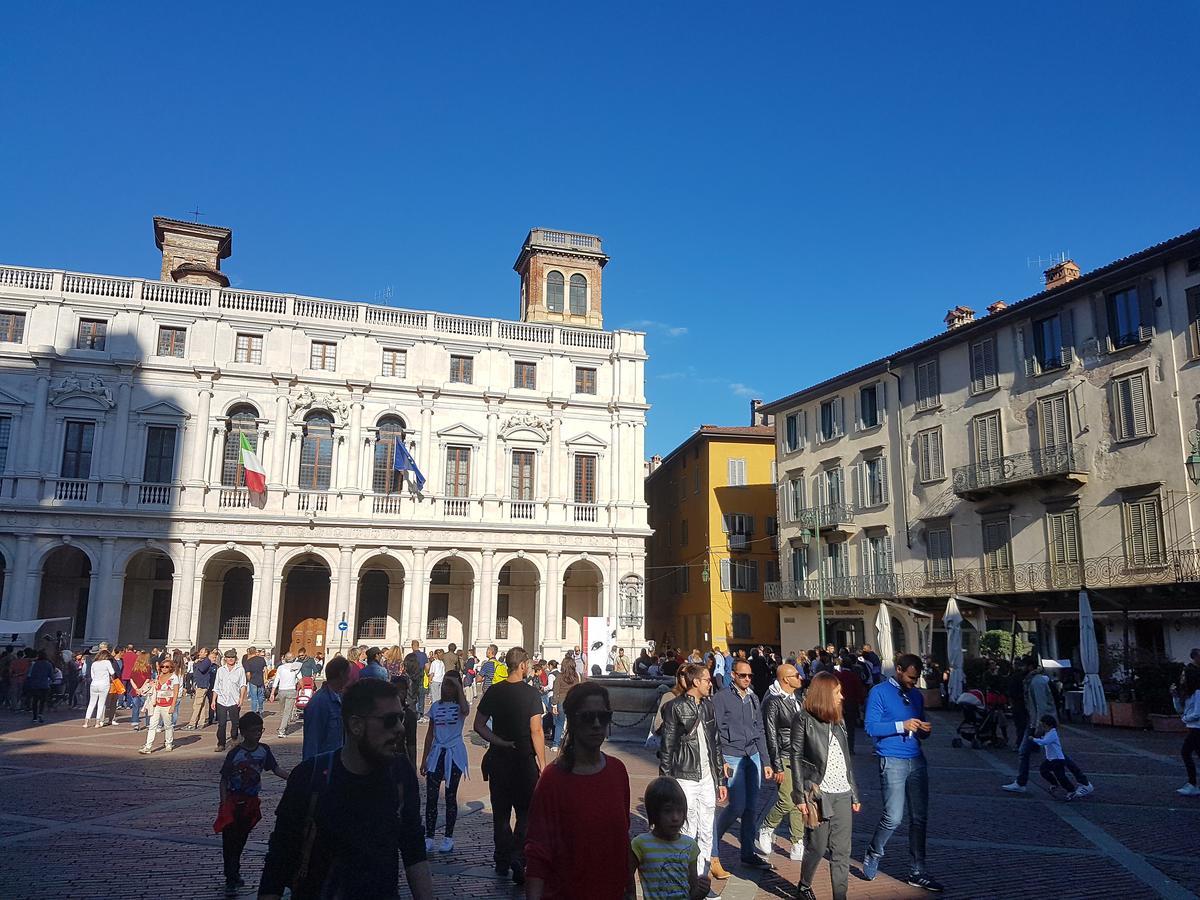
[214,712,288,896]
[833,655,866,754]
[473,646,546,885]
[188,649,218,729]
[127,651,151,730]
[463,648,478,699]
[404,639,429,719]
[479,645,498,695]
[525,681,632,899]
[83,649,114,727]
[1032,715,1094,799]
[302,655,350,760]
[1178,666,1200,796]
[631,776,709,900]
[393,673,419,765]
[862,653,942,891]
[212,649,247,753]
[710,658,773,873]
[1002,656,1058,794]
[549,660,578,751]
[242,647,267,716]
[757,663,806,861]
[270,653,302,737]
[419,672,469,853]
[790,672,861,900]
[26,651,53,723]
[258,678,433,899]
[428,648,446,703]
[659,663,728,879]
[140,657,180,753]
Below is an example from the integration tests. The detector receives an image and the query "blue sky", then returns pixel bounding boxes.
[2,3,1197,456]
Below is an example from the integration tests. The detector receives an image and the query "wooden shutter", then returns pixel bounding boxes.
[832,397,844,437]
[1039,394,1070,452]
[719,558,731,591]
[877,458,889,504]
[799,410,808,447]
[852,462,863,509]
[1126,498,1163,566]
[1137,278,1156,342]
[749,561,759,591]
[1049,511,1080,566]
[1020,326,1037,377]
[919,428,944,481]
[983,520,1011,569]
[860,538,871,577]
[1114,372,1151,440]
[916,362,930,409]
[974,413,1002,464]
[971,338,998,394]
[1188,287,1200,360]
[876,381,887,424]
[1060,309,1076,365]
[883,534,895,574]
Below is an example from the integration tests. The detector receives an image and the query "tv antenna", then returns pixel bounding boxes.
[374,285,394,304]
[1026,250,1070,270]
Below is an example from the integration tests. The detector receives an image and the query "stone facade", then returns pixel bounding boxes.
[0,220,649,659]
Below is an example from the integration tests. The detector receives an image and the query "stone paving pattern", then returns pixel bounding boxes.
[1,700,1197,899]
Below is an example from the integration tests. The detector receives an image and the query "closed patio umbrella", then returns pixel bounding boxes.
[1079,590,1108,718]
[875,601,895,670]
[943,597,965,701]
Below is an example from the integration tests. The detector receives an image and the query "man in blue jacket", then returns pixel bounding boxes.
[303,656,350,760]
[710,658,773,875]
[862,652,943,892]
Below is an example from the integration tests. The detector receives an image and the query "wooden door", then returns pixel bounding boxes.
[290,617,327,657]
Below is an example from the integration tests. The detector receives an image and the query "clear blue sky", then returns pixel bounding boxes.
[2,3,1197,456]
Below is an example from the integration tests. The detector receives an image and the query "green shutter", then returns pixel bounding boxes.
[1060,309,1076,365]
[1137,278,1156,342]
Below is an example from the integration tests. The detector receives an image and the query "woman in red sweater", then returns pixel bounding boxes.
[525,681,631,899]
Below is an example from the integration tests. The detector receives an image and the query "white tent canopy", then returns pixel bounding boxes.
[0,617,71,636]
[1078,590,1108,718]
[943,597,965,701]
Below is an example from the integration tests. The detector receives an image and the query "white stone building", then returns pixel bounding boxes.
[0,218,650,659]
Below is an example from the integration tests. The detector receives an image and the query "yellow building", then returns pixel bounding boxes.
[645,423,779,653]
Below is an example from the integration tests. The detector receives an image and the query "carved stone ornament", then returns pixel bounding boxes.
[291,386,350,422]
[501,413,550,438]
[51,374,114,407]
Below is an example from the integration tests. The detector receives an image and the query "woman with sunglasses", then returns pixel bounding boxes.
[140,658,180,753]
[525,682,632,899]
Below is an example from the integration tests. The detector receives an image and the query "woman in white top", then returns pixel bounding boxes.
[84,650,115,727]
[419,671,469,853]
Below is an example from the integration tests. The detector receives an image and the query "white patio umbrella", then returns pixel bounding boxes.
[943,597,965,701]
[1078,590,1108,718]
[875,601,895,669]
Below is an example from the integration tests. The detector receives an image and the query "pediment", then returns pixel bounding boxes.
[564,430,608,449]
[436,423,485,441]
[0,386,27,408]
[133,400,189,418]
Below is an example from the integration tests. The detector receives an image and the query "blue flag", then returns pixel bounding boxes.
[392,440,426,494]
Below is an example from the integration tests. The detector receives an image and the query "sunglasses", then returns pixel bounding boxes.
[733,671,752,679]
[360,712,404,730]
[576,710,613,726]
[897,685,911,706]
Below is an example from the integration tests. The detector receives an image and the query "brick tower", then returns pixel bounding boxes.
[514,228,607,330]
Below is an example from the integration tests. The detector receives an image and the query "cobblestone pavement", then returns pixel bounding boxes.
[1,700,1197,899]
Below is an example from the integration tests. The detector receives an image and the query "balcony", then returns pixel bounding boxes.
[952,444,1089,500]
[442,497,470,518]
[52,479,92,502]
[572,503,599,523]
[296,491,329,515]
[219,488,252,509]
[138,484,173,506]
[508,500,537,521]
[796,502,856,537]
[764,573,898,604]
[728,533,750,552]
[372,493,405,515]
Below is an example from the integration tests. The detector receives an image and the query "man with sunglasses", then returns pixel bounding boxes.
[259,678,433,900]
[862,653,943,892]
[757,663,806,861]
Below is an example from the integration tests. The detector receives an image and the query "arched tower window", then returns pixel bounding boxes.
[569,274,587,315]
[546,271,564,313]
[372,416,408,493]
[222,404,260,487]
[299,412,334,490]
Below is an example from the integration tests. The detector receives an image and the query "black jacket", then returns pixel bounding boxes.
[762,688,801,771]
[788,709,859,806]
[659,695,726,789]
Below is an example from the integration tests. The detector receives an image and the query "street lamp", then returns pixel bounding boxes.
[1187,430,1200,486]
[619,574,645,629]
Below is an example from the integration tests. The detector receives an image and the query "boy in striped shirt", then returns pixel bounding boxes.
[630,776,709,900]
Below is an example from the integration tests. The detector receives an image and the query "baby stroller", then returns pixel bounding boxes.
[952,688,1008,749]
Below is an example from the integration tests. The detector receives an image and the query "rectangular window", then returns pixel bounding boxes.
[382,348,407,377]
[495,594,510,640]
[235,333,263,364]
[1039,393,1071,452]
[723,513,754,535]
[514,361,537,390]
[1112,370,1153,441]
[450,355,473,384]
[574,454,597,504]
[766,559,780,584]
[156,326,186,358]
[510,450,535,500]
[917,427,944,482]
[859,383,882,429]
[926,526,953,582]
[1124,496,1165,567]
[0,311,26,343]
[76,319,107,350]
[1106,286,1142,349]
[969,337,999,394]
[791,545,808,582]
[142,426,177,484]
[310,341,337,371]
[445,446,471,497]
[785,412,802,452]
[819,397,843,441]
[974,412,1003,464]
[575,367,597,394]
[0,416,9,471]
[693,465,700,494]
[1047,509,1081,571]
[731,613,751,639]
[61,421,95,479]
[681,519,688,546]
[982,520,1012,571]
[915,359,940,410]
[788,477,805,519]
[862,534,895,591]
[861,456,888,507]
[725,559,759,592]
[427,594,449,640]
[726,457,747,487]
[1032,314,1064,372]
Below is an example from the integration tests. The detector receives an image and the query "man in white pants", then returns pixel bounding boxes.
[659,663,729,877]
[271,653,303,738]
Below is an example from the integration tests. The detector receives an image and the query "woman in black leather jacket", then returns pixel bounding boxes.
[789,671,860,900]
[658,663,728,878]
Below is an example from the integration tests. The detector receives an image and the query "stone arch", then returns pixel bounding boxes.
[356,552,407,646]
[275,544,339,573]
[495,556,540,652]
[197,542,263,572]
[118,549,175,647]
[38,545,92,641]
[196,547,255,650]
[426,555,475,650]
[279,551,332,657]
[560,558,604,653]
[31,538,99,574]
[113,539,179,576]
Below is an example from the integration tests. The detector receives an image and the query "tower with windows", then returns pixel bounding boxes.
[514,228,607,329]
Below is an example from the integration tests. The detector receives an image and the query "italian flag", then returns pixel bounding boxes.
[239,432,268,508]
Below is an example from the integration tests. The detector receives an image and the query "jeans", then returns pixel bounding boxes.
[1017,731,1036,785]
[1183,729,1200,785]
[485,750,538,869]
[416,684,427,717]
[713,753,761,861]
[216,703,240,747]
[248,683,265,714]
[866,754,928,874]
[759,760,805,841]
[144,705,175,750]
[129,693,146,725]
[552,709,566,748]
[679,775,717,875]
[1040,758,1075,790]
[800,791,852,900]
[29,688,49,720]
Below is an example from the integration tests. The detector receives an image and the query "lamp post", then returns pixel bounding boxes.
[1187,430,1200,486]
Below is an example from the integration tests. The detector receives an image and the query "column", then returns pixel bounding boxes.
[325,546,355,654]
[105,380,133,479]
[21,374,51,473]
[549,414,563,519]
[609,417,621,505]
[85,539,118,643]
[419,406,434,477]
[607,554,621,621]
[345,398,363,491]
[475,549,495,646]
[2,535,31,618]
[189,386,214,483]
[167,540,199,647]
[543,551,561,653]
[484,409,499,497]
[251,543,278,646]
[271,395,289,487]
[632,422,646,501]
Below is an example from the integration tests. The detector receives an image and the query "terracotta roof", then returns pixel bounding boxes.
[647,424,775,481]
[698,425,775,436]
[761,225,1200,414]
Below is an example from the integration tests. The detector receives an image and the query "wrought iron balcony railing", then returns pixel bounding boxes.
[953,443,1089,497]
[795,502,855,530]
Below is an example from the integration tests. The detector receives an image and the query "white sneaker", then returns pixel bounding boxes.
[425,837,434,852]
[789,842,805,861]
[138,747,152,754]
[1176,783,1200,796]
[438,836,454,853]
[1001,781,1027,793]
[754,826,772,855]
[1073,783,1094,797]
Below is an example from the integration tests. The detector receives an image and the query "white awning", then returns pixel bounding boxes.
[0,617,71,635]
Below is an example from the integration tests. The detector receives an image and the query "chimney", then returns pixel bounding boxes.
[987,300,1008,315]
[944,305,975,330]
[749,398,772,427]
[645,455,663,476]
[1043,259,1081,290]
[153,216,233,287]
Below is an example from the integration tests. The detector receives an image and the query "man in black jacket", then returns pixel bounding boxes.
[659,663,728,879]
[756,663,805,861]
